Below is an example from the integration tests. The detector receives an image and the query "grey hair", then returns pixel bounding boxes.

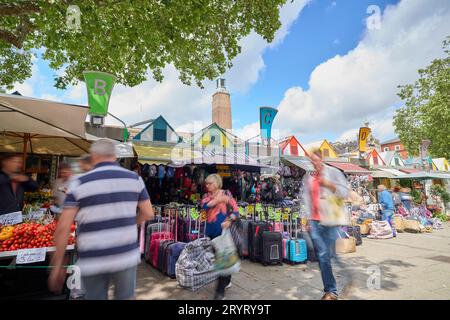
[206,174,223,189]
[90,139,116,157]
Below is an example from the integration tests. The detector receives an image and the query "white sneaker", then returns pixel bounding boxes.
[225,282,232,290]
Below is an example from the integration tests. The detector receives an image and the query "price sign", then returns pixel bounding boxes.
[292,213,299,220]
[239,207,245,216]
[284,208,291,214]
[255,203,263,213]
[275,209,282,222]
[28,210,45,221]
[268,206,274,216]
[268,210,275,220]
[200,210,207,222]
[0,211,23,225]
[282,213,289,221]
[247,205,254,214]
[16,248,47,264]
[190,208,200,220]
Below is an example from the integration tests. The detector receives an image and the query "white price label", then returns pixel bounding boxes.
[0,211,23,226]
[28,211,45,221]
[16,248,47,264]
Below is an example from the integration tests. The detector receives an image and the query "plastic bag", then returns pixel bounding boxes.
[211,229,241,276]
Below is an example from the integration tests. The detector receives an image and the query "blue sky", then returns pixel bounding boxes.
[232,0,400,138]
[13,0,450,145]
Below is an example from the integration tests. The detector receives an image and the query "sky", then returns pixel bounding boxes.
[12,0,450,145]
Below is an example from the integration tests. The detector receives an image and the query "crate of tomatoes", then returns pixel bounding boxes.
[0,221,76,252]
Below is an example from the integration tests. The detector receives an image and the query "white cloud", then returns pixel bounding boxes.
[276,0,450,141]
[226,0,310,93]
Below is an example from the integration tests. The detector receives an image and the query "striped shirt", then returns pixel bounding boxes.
[64,162,150,276]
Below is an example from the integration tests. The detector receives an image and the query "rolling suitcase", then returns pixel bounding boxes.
[296,230,317,262]
[166,242,187,278]
[158,240,175,272]
[240,219,249,258]
[286,218,307,264]
[144,222,167,263]
[251,222,270,262]
[261,230,283,266]
[150,208,174,268]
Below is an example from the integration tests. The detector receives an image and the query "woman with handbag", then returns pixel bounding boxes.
[200,174,240,300]
[302,149,350,300]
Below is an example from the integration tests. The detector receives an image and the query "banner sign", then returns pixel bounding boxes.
[358,127,371,152]
[260,107,278,140]
[83,71,116,116]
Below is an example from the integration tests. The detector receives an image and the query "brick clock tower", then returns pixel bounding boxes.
[212,78,232,130]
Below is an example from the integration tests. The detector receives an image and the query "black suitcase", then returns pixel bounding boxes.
[297,230,317,262]
[251,223,271,262]
[261,231,283,266]
[247,221,266,261]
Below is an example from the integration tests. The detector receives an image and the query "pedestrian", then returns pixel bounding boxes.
[0,153,38,215]
[391,186,402,210]
[200,174,240,300]
[302,148,350,300]
[52,163,73,209]
[399,187,413,211]
[48,139,155,300]
[377,185,396,237]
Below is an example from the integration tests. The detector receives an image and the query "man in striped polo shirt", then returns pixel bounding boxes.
[49,139,154,299]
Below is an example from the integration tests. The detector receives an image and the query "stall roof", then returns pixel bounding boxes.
[398,172,450,180]
[282,156,315,172]
[370,170,396,179]
[172,149,262,167]
[133,142,199,164]
[326,162,370,174]
[377,168,407,177]
[400,168,421,174]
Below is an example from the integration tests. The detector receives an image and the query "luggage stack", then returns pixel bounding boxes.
[142,205,207,278]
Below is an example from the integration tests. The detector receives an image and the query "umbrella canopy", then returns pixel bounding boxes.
[0,93,89,139]
[0,132,91,156]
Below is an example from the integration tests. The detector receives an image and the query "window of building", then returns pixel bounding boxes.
[153,128,166,141]
[373,156,379,165]
[395,145,401,151]
[322,149,329,157]
[290,145,298,156]
[384,147,389,152]
[395,158,400,166]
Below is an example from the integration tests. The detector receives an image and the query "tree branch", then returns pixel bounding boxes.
[0,17,34,48]
[0,1,40,16]
[0,29,21,48]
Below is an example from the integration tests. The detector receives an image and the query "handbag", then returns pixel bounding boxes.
[336,231,356,254]
[211,229,241,276]
[319,195,350,227]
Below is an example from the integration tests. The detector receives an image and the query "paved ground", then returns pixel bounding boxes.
[135,223,450,300]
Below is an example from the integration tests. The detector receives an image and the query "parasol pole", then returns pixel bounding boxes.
[22,133,29,173]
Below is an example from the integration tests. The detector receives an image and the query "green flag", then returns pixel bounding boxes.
[83,71,116,116]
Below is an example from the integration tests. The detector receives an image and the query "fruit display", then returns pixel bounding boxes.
[0,221,76,252]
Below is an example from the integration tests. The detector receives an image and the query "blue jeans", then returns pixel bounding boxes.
[309,221,338,295]
[82,266,137,300]
[382,209,396,236]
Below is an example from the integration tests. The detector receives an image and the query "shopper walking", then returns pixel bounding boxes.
[0,153,38,215]
[48,139,154,299]
[377,185,396,237]
[303,149,350,300]
[200,174,240,300]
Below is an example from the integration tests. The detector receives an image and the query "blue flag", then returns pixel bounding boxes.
[260,107,278,140]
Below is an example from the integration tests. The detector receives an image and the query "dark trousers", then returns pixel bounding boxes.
[216,275,231,297]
